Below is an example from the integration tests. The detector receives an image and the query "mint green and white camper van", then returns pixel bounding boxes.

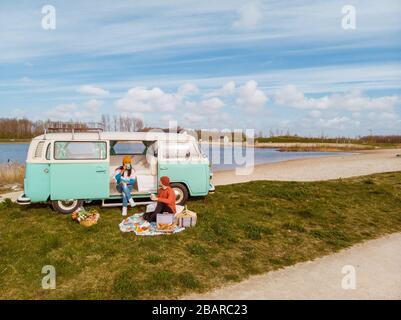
[17,130,214,214]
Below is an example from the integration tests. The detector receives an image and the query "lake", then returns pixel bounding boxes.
[0,143,30,164]
[202,145,349,171]
[0,143,348,171]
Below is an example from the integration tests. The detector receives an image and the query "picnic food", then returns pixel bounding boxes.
[71,207,100,227]
[156,222,176,232]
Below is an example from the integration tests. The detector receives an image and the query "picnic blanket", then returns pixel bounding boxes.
[119,212,185,236]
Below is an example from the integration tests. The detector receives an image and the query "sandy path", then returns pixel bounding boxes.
[213,148,401,185]
[0,191,21,202]
[186,232,401,300]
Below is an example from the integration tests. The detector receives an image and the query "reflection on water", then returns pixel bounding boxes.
[0,143,349,172]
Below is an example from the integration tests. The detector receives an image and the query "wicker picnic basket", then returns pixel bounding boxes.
[79,218,98,227]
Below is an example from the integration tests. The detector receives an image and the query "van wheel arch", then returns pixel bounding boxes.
[170,183,189,205]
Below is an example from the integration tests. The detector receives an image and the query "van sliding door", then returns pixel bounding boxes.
[50,141,109,200]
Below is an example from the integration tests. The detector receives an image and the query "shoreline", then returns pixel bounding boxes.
[212,148,401,185]
[199,140,377,151]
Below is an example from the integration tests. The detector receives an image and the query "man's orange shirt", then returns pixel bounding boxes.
[157,186,176,213]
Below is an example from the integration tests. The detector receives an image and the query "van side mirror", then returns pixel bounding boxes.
[185,152,190,158]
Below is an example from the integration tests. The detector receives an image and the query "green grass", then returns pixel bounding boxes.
[1,172,401,299]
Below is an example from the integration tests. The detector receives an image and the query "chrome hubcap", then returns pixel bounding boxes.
[173,188,184,204]
[58,200,78,210]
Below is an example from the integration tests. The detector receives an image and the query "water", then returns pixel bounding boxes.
[201,146,349,171]
[0,143,29,164]
[0,143,349,171]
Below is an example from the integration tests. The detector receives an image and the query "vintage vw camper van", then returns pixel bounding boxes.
[17,130,214,214]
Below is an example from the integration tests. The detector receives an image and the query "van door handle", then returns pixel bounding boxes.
[159,167,167,170]
[96,169,107,173]
[43,168,49,173]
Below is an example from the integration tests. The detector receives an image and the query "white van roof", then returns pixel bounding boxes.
[33,131,197,142]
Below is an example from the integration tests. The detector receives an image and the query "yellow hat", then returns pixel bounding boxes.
[123,155,132,164]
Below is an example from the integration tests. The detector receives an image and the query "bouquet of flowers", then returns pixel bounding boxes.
[71,207,100,227]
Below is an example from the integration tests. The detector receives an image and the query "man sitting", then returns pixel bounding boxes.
[143,176,176,222]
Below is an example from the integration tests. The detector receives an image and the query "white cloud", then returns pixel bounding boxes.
[177,83,199,96]
[115,87,179,113]
[367,111,398,121]
[205,81,236,98]
[275,85,401,112]
[184,96,225,113]
[85,99,103,112]
[199,97,225,111]
[77,85,109,96]
[236,80,268,111]
[310,110,322,118]
[45,103,78,121]
[45,100,103,121]
[182,111,232,128]
[317,116,360,129]
[181,96,227,127]
[183,113,205,124]
[233,2,263,29]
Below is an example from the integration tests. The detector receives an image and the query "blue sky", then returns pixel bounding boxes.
[0,0,400,136]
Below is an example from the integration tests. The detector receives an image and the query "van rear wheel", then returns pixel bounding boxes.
[170,183,189,205]
[51,199,83,214]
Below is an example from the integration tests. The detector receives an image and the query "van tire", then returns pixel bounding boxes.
[170,183,189,205]
[51,199,83,214]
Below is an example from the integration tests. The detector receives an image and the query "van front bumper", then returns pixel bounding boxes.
[17,193,31,205]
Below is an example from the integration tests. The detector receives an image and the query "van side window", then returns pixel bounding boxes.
[54,141,107,160]
[45,143,51,160]
[34,141,45,158]
[162,142,198,159]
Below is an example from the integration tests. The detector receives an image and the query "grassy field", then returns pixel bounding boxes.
[1,172,401,299]
[256,135,401,151]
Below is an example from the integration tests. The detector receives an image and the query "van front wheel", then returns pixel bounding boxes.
[170,183,188,205]
[52,199,83,214]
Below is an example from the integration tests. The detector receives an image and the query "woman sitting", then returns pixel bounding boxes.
[114,155,136,216]
[143,176,176,222]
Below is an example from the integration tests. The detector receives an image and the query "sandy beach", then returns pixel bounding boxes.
[212,148,401,186]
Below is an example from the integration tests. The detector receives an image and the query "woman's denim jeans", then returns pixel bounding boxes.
[117,183,133,207]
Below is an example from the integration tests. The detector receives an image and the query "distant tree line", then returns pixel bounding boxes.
[0,118,46,139]
[0,114,144,139]
[256,134,401,145]
[1,116,401,144]
[101,114,144,132]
